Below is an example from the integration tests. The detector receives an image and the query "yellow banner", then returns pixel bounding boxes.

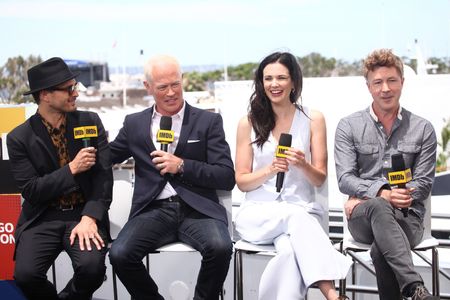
[0,107,25,133]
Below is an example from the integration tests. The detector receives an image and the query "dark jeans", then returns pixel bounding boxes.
[109,199,232,300]
[348,197,424,300]
[14,208,108,300]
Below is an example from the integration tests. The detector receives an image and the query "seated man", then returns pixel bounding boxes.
[334,49,438,300]
[7,57,112,300]
[109,54,235,300]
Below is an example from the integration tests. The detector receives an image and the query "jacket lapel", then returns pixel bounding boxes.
[66,112,81,160]
[175,103,196,155]
[29,114,59,169]
[145,107,156,152]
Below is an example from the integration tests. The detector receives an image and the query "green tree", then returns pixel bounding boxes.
[333,59,363,76]
[437,118,450,172]
[228,62,258,80]
[429,57,450,74]
[183,71,206,92]
[298,52,337,77]
[0,55,42,103]
[184,69,229,91]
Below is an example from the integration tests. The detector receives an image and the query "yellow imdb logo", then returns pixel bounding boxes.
[276,145,289,158]
[157,130,174,143]
[74,126,98,139]
[388,168,412,185]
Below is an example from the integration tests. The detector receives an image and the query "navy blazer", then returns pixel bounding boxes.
[110,103,235,224]
[6,111,113,250]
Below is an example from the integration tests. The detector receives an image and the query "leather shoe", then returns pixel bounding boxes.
[411,284,439,300]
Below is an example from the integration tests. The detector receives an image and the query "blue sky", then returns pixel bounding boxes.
[1,0,449,70]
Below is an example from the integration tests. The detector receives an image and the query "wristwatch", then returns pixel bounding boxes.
[177,159,185,174]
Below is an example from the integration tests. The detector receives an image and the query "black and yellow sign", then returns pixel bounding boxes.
[74,126,98,139]
[157,130,174,143]
[276,145,289,158]
[388,168,412,185]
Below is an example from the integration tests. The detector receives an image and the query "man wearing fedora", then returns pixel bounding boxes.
[6,57,113,300]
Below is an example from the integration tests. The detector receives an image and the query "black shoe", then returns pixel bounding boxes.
[411,284,439,300]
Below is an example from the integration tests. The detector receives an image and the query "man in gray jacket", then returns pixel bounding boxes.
[334,49,437,300]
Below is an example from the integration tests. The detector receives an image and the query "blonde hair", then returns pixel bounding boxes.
[144,55,182,82]
[363,49,404,80]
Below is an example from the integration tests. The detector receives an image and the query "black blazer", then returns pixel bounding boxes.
[110,103,235,224]
[7,111,113,249]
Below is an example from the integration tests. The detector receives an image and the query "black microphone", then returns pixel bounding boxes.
[157,116,174,152]
[275,133,292,192]
[388,154,412,217]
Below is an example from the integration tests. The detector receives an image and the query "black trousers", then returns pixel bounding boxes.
[14,207,108,300]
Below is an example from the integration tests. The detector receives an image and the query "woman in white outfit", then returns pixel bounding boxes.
[234,52,352,300]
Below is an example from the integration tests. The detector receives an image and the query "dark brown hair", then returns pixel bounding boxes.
[249,52,304,147]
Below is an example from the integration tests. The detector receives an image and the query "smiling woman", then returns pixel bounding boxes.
[234,51,351,300]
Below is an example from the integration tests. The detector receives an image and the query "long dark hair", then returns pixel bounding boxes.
[249,52,304,148]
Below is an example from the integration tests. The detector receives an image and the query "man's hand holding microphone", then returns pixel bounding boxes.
[70,125,98,175]
[386,153,414,217]
[151,116,184,176]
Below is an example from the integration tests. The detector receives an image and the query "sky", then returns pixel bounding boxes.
[0,0,449,71]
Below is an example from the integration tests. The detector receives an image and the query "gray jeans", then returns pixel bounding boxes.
[348,197,424,299]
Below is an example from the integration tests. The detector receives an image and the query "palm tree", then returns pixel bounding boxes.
[437,118,450,172]
[0,55,42,103]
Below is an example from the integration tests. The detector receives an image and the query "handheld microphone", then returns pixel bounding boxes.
[275,133,292,192]
[74,125,98,147]
[157,116,174,152]
[388,154,412,217]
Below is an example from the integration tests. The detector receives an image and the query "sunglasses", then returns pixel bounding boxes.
[48,82,79,94]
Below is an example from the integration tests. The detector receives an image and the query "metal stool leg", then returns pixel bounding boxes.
[52,262,57,290]
[432,247,440,296]
[235,249,243,300]
[112,265,118,300]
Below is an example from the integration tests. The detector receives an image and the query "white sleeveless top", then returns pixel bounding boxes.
[243,107,324,217]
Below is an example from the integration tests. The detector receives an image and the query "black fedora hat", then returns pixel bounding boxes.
[23,57,79,95]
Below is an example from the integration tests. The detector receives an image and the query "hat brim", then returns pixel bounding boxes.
[23,72,79,95]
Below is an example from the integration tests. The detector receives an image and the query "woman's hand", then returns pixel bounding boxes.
[265,156,289,177]
[285,148,307,169]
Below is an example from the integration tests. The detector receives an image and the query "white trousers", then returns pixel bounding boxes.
[235,201,352,300]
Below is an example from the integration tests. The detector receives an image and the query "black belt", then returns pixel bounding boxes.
[49,203,84,211]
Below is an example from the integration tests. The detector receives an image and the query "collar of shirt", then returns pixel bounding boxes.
[151,101,186,153]
[38,110,67,135]
[369,104,403,122]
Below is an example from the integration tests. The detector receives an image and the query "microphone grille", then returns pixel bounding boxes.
[160,116,172,130]
[279,133,292,147]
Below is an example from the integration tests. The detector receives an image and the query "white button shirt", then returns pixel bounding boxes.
[151,101,186,199]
